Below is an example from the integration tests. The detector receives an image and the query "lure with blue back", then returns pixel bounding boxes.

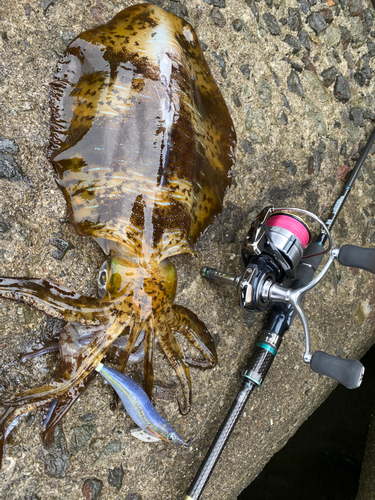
[95,363,187,446]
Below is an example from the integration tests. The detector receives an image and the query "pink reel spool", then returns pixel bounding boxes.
[267,214,311,269]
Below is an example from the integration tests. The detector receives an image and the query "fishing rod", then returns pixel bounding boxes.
[184,126,375,500]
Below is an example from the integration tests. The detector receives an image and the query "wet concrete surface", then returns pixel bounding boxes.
[0,0,375,499]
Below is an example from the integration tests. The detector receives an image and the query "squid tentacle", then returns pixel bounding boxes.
[2,317,128,408]
[21,342,60,361]
[0,277,111,325]
[143,319,155,399]
[156,319,191,415]
[119,319,145,373]
[0,318,131,462]
[42,371,97,446]
[171,304,217,368]
[20,325,148,444]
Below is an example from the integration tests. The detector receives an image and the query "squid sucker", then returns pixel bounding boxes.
[0,3,236,465]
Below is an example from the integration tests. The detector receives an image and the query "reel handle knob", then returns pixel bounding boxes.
[338,245,375,274]
[310,351,364,389]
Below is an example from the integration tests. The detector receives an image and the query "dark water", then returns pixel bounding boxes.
[238,344,375,500]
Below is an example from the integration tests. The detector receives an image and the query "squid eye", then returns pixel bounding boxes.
[98,260,108,298]
[99,270,107,286]
[167,432,177,442]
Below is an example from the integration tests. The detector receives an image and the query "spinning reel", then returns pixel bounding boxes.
[202,206,375,389]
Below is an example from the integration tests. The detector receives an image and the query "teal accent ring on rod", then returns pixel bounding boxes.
[256,341,277,357]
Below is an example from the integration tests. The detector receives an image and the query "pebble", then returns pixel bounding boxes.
[231,93,242,107]
[203,0,225,6]
[353,71,366,86]
[332,50,341,63]
[283,160,297,175]
[79,413,96,422]
[70,422,97,456]
[257,80,272,107]
[165,1,188,19]
[279,110,288,125]
[367,38,375,56]
[298,30,310,50]
[349,0,363,18]
[287,70,305,98]
[349,16,365,45]
[200,40,208,51]
[125,494,142,500]
[100,439,121,458]
[313,140,326,171]
[232,19,243,32]
[320,66,337,87]
[307,12,327,34]
[37,424,70,478]
[108,464,125,491]
[334,75,351,102]
[340,26,352,50]
[245,0,259,23]
[0,222,11,233]
[325,25,341,48]
[364,8,373,34]
[245,106,253,130]
[283,34,301,52]
[241,139,254,155]
[24,3,32,15]
[320,8,333,24]
[262,13,281,36]
[271,69,279,86]
[50,237,74,260]
[82,478,104,500]
[354,55,372,86]
[0,154,26,182]
[210,7,226,28]
[343,51,356,69]
[0,135,19,155]
[240,64,250,79]
[349,107,364,127]
[212,51,227,78]
[287,8,302,32]
[297,0,310,15]
[303,70,329,102]
[62,31,77,46]
[40,0,53,12]
[253,109,266,128]
[281,92,291,110]
[282,58,303,72]
[364,109,375,120]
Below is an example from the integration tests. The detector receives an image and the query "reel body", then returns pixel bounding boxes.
[202,206,373,390]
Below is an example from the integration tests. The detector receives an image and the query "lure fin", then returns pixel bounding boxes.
[130,427,162,443]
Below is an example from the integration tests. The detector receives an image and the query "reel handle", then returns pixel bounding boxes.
[338,245,375,274]
[310,351,364,389]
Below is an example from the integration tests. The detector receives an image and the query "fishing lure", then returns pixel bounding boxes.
[0,3,236,464]
[95,362,187,446]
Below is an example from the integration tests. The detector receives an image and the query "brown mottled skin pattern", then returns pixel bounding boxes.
[0,3,236,465]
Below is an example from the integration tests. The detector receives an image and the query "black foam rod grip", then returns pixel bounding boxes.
[310,351,364,389]
[338,245,375,274]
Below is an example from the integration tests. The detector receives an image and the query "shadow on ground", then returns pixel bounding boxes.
[239,345,375,500]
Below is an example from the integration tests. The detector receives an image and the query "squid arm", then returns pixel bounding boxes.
[0,277,112,325]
